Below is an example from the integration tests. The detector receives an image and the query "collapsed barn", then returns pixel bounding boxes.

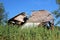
[8,12,28,25]
[8,10,54,30]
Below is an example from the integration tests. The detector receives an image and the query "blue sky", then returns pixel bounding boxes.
[0,0,58,19]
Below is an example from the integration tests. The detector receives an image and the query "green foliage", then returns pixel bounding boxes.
[0,3,5,23]
[0,3,8,24]
[52,9,60,25]
[0,25,60,40]
[56,0,60,5]
[53,10,60,18]
[52,0,60,26]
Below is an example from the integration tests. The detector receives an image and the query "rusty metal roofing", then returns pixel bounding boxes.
[27,10,53,23]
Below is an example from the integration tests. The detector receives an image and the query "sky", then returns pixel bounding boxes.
[0,0,58,19]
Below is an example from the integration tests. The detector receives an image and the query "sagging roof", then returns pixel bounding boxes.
[27,10,54,23]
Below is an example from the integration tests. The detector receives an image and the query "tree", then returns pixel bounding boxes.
[52,0,60,26]
[0,3,8,25]
[56,0,60,5]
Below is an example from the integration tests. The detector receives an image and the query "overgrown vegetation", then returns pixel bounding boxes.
[0,25,60,40]
[0,0,60,40]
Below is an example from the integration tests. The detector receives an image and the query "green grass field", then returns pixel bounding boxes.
[0,25,60,40]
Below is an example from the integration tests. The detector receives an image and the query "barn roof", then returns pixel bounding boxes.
[8,12,26,22]
[27,10,54,23]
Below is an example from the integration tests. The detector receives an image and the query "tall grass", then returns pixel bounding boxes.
[0,25,60,40]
